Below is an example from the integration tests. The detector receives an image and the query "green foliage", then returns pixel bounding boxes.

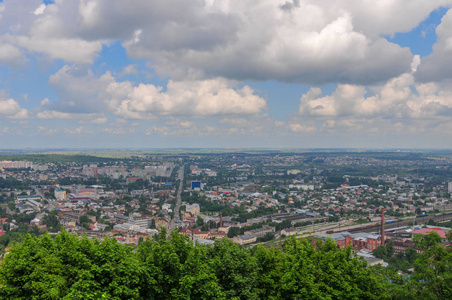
[42,210,62,232]
[373,240,416,271]
[382,232,452,299]
[280,237,389,299]
[256,233,275,243]
[0,230,390,300]
[227,226,241,238]
[411,232,452,299]
[0,229,142,299]
[275,219,292,231]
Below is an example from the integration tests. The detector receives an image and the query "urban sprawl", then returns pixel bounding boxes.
[1,151,452,269]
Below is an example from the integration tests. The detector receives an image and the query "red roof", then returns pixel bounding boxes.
[413,227,447,239]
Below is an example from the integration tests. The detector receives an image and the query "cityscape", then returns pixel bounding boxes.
[1,150,452,271]
[2,0,452,298]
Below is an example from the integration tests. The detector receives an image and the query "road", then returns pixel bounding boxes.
[35,188,56,211]
[169,165,184,232]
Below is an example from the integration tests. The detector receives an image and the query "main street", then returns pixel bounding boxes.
[169,165,184,232]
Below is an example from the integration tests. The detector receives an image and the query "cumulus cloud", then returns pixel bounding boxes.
[317,0,452,38]
[296,55,452,134]
[36,110,102,120]
[0,97,28,119]
[48,65,121,113]
[145,120,200,136]
[120,0,426,84]
[40,98,50,106]
[143,114,283,137]
[219,115,281,135]
[37,126,58,136]
[102,127,135,134]
[47,65,267,118]
[12,36,102,64]
[90,116,108,124]
[1,0,447,84]
[0,0,102,64]
[416,9,452,82]
[0,41,25,67]
[120,64,138,76]
[117,79,266,117]
[63,126,94,135]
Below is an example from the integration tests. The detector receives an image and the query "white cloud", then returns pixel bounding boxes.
[40,98,50,106]
[0,0,102,64]
[120,64,138,76]
[219,115,283,135]
[416,9,452,82]
[121,0,419,84]
[0,98,28,119]
[0,40,25,67]
[1,0,447,83]
[0,99,22,115]
[90,116,108,124]
[118,79,266,117]
[36,110,102,120]
[288,123,317,133]
[34,4,46,16]
[63,126,94,135]
[48,65,267,118]
[296,55,452,134]
[37,126,58,136]
[48,65,118,113]
[143,114,283,137]
[102,127,135,134]
[12,36,102,64]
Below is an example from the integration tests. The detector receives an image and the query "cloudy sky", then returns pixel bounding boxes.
[1,0,452,149]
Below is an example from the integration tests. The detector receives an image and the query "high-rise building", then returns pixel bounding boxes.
[448,182,452,193]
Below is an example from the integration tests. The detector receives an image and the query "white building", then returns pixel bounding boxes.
[186,203,200,215]
[448,182,452,193]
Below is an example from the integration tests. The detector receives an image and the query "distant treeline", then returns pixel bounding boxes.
[0,154,120,164]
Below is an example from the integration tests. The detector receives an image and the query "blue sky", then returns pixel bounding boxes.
[1,0,452,149]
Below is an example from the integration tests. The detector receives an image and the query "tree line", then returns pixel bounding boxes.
[0,229,451,299]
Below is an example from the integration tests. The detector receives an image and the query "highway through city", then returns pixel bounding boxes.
[169,165,184,232]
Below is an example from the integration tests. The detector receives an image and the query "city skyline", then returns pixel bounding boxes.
[1,1,452,149]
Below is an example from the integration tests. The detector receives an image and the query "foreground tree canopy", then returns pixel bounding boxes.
[0,229,450,299]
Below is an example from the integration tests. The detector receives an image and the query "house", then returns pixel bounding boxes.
[412,227,449,239]
[244,225,275,237]
[54,188,66,200]
[233,233,257,245]
[281,227,297,237]
[314,232,381,251]
[186,203,200,215]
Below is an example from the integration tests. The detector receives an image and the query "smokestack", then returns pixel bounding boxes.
[381,209,385,246]
[220,212,223,227]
